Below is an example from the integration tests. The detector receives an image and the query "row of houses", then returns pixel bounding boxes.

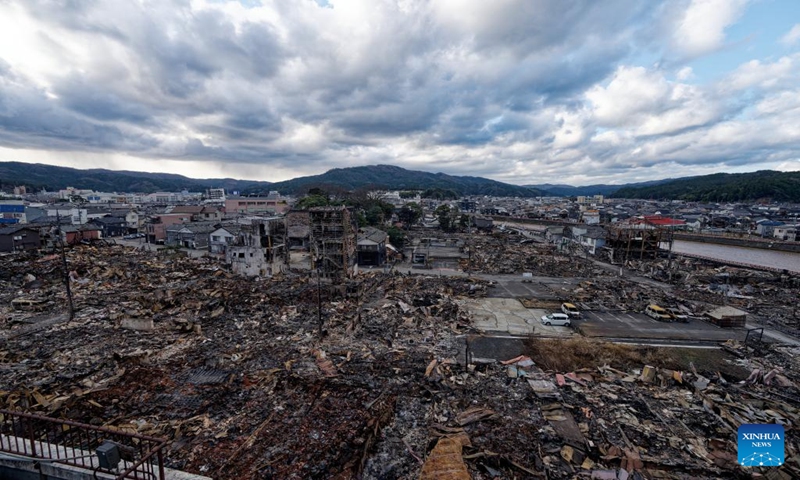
[160,210,392,277]
[756,220,799,241]
[0,224,107,253]
[540,215,692,258]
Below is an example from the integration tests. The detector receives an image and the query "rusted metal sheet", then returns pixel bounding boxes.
[419,437,471,480]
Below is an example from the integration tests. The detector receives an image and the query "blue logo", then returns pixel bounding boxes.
[738,424,784,467]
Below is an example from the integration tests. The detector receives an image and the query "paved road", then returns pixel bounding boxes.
[486,281,557,299]
[458,298,574,336]
[745,321,800,346]
[575,311,747,342]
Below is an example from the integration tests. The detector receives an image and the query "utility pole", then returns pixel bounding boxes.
[464,335,471,370]
[667,229,674,281]
[356,278,361,327]
[56,211,75,321]
[316,262,323,337]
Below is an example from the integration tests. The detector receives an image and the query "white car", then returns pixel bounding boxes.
[541,313,571,327]
[561,302,581,318]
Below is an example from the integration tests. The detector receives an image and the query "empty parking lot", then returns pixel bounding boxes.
[486,277,582,299]
[574,311,747,342]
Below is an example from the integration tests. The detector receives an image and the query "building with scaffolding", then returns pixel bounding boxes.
[606,218,674,263]
[309,206,356,278]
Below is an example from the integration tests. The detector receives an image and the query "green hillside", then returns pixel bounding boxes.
[0,162,270,193]
[612,170,800,202]
[257,164,544,197]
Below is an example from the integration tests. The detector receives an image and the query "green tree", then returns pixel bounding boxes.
[398,202,422,227]
[355,211,368,228]
[296,194,330,209]
[436,204,453,232]
[365,204,385,226]
[387,226,406,248]
[372,200,394,221]
[422,188,459,200]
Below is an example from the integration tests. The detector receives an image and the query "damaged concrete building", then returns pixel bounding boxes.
[225,217,287,277]
[165,222,218,250]
[309,206,356,278]
[412,237,466,269]
[285,210,311,250]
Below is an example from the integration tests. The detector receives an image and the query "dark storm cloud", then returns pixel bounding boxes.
[8,0,643,150]
[0,66,135,150]
[56,77,155,123]
[0,0,798,183]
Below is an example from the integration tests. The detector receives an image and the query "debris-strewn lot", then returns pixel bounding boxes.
[1,244,799,479]
[620,255,800,335]
[462,233,613,277]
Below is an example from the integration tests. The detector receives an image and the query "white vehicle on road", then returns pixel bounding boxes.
[561,303,581,318]
[540,313,571,327]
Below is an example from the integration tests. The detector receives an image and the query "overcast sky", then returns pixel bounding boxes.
[1,0,799,185]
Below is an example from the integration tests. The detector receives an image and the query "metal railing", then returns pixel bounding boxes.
[0,409,166,479]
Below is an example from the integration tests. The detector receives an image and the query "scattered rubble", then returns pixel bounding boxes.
[461,232,613,277]
[2,240,798,479]
[619,256,800,335]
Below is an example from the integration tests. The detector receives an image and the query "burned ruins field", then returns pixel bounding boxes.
[2,241,799,479]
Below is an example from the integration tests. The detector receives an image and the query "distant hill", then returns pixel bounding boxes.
[256,165,545,197]
[0,162,271,194]
[0,161,544,197]
[611,170,800,202]
[527,179,671,197]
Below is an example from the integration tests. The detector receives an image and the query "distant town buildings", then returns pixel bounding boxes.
[0,200,26,225]
[2,179,799,273]
[206,188,226,202]
[577,195,604,205]
[224,193,290,215]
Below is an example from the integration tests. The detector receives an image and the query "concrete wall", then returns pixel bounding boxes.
[227,246,270,277]
[673,233,800,253]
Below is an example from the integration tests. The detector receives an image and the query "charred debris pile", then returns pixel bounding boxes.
[1,243,798,479]
[610,255,800,335]
[455,232,613,278]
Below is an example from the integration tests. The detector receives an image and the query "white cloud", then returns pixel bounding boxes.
[586,66,670,126]
[0,0,799,186]
[726,55,797,91]
[756,90,800,115]
[552,110,587,149]
[781,24,800,46]
[676,66,694,80]
[673,0,749,58]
